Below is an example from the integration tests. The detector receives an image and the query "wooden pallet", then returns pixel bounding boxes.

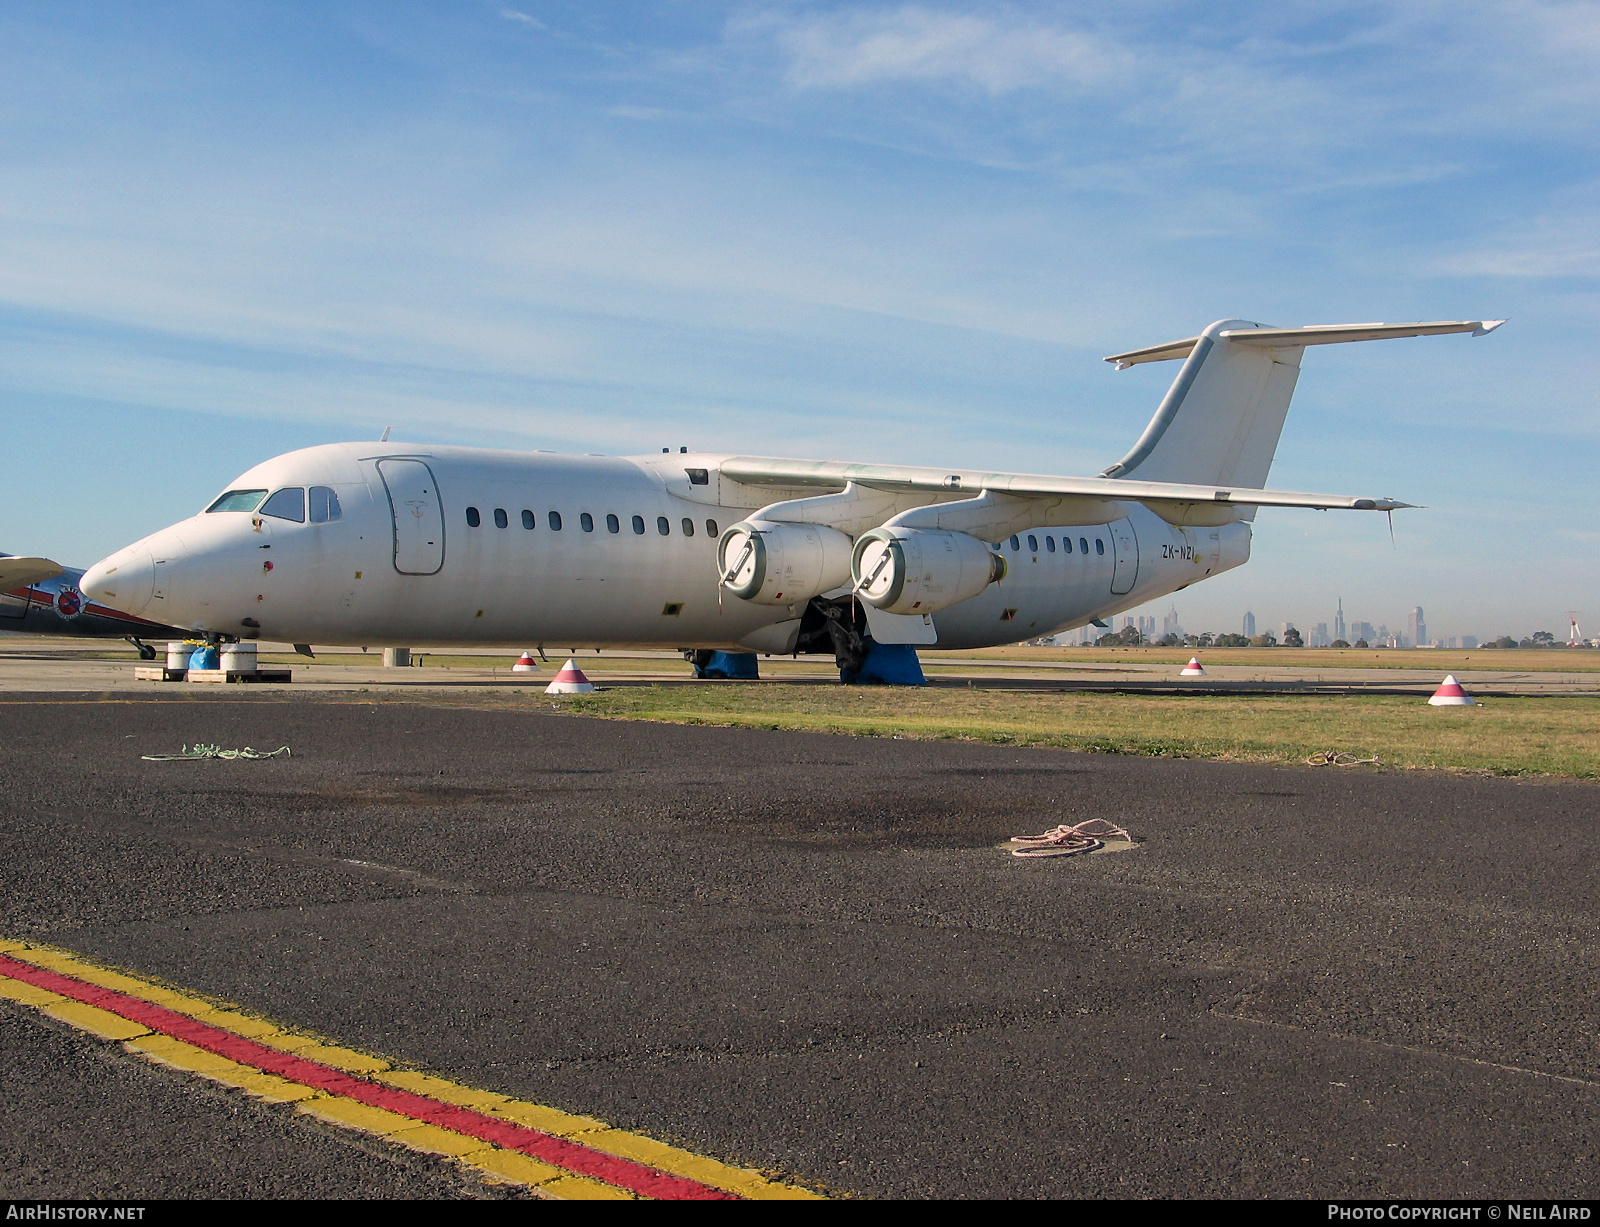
[184,668,294,684]
[133,667,188,682]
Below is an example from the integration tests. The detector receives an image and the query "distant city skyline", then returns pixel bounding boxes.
[1120,596,1578,647]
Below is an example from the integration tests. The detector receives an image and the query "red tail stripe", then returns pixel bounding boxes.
[0,954,733,1200]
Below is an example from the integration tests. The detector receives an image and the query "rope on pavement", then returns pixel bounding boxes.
[1304,750,1380,766]
[140,744,292,761]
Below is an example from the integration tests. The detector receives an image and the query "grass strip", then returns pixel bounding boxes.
[553,686,1600,778]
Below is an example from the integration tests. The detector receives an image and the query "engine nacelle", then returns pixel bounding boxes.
[717,520,854,606]
[851,528,1007,615]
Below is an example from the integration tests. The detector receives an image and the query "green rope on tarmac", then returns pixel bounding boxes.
[140,744,292,761]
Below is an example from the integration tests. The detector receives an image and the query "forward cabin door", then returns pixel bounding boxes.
[377,459,446,575]
[1109,519,1139,595]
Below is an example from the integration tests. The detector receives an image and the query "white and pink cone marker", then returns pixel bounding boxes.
[1428,675,1476,706]
[545,658,596,695]
[1180,657,1206,677]
[511,652,540,673]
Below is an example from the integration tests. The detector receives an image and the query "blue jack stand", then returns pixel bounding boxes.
[842,642,925,686]
[694,651,761,680]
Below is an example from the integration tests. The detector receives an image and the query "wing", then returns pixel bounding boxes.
[0,556,66,589]
[719,457,1409,514]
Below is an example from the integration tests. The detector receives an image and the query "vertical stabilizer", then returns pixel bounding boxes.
[1101,319,1303,490]
[1100,317,1503,490]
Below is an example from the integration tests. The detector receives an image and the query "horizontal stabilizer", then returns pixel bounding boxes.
[1105,320,1504,369]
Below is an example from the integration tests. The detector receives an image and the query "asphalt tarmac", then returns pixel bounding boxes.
[2,693,1596,1200]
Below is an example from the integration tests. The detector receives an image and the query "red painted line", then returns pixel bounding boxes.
[82,602,172,628]
[0,955,735,1200]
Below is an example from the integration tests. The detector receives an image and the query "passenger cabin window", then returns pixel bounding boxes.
[1063,536,1072,553]
[308,486,342,523]
[1045,536,1056,553]
[580,513,594,532]
[606,514,620,534]
[1095,538,1105,555]
[1079,537,1089,554]
[1027,534,1038,553]
[494,508,508,529]
[207,489,268,513]
[260,488,305,523]
[1009,535,1020,551]
[521,510,535,529]
[548,511,562,531]
[632,515,645,535]
[706,519,719,537]
[657,516,671,536]
[466,507,481,528]
[681,518,695,537]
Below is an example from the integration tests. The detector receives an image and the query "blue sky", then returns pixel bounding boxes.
[2,1,1597,641]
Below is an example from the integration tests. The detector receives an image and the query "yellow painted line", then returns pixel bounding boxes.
[0,938,827,1200]
[579,1129,826,1201]
[466,1147,573,1188]
[0,975,71,1008]
[39,999,152,1042]
[298,1094,433,1136]
[475,1096,610,1137]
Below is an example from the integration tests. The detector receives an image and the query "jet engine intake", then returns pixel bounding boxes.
[718,520,854,606]
[851,528,1006,614]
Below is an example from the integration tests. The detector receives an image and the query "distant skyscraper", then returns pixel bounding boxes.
[1162,605,1182,639]
[1408,606,1426,648]
[1334,599,1346,643]
[1138,615,1156,639]
[1313,622,1329,647]
[1352,621,1376,642]
[1243,611,1256,638]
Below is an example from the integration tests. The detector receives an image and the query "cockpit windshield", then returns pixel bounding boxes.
[308,486,342,522]
[206,489,268,513]
[260,488,305,522]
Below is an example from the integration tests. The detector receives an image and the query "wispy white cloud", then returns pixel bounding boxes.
[498,8,546,31]
[726,1,1600,170]
[1439,235,1600,278]
[743,5,1128,93]
[1434,179,1600,277]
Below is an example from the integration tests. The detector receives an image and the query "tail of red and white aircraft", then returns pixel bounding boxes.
[0,551,184,655]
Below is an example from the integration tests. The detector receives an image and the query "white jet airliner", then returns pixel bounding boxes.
[80,319,1500,677]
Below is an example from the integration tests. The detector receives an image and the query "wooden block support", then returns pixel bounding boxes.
[185,669,293,684]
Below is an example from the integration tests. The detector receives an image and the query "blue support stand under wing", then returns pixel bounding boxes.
[844,642,925,686]
[695,651,761,680]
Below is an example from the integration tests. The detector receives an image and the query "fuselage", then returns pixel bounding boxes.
[81,443,1250,651]
[1,560,184,643]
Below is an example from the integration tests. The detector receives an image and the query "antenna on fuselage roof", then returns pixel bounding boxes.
[380,425,393,443]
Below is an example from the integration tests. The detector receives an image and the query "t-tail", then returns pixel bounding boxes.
[1099,319,1505,492]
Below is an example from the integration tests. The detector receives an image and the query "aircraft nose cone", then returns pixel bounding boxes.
[81,548,155,617]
